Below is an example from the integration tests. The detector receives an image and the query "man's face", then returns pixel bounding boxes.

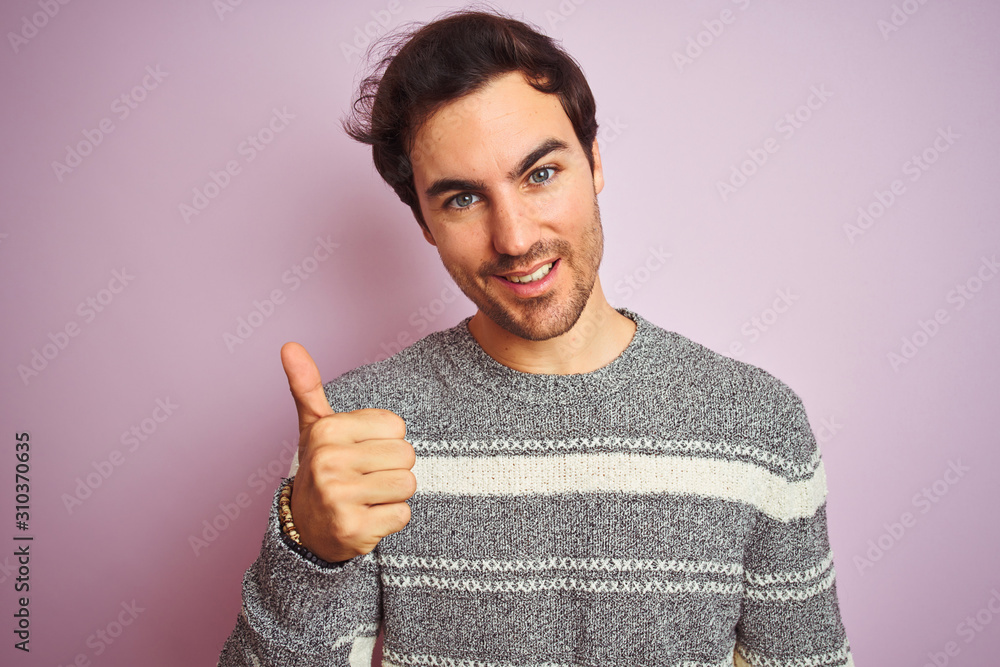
[409,71,605,342]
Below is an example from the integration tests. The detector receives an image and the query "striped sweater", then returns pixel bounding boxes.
[219,308,854,667]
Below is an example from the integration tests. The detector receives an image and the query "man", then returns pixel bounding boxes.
[219,9,854,667]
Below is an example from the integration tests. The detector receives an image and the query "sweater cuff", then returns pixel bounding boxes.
[218,480,380,663]
[275,477,352,569]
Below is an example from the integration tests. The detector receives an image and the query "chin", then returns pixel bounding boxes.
[482,293,592,342]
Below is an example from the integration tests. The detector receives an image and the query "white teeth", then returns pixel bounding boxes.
[504,262,553,284]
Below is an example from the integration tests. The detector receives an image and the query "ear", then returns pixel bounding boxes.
[412,205,437,246]
[591,138,604,195]
[420,221,437,247]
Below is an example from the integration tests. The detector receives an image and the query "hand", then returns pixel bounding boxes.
[280,342,416,563]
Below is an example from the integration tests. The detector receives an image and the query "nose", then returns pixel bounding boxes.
[488,192,541,258]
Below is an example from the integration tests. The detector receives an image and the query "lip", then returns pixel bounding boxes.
[497,258,559,279]
[492,258,560,297]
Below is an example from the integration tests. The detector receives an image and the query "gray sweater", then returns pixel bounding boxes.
[218,308,854,666]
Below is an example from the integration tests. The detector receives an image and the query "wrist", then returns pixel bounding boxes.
[278,478,348,569]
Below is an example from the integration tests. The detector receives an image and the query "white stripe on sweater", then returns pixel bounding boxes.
[381,573,743,595]
[743,568,837,602]
[736,638,854,667]
[382,646,738,667]
[744,552,834,586]
[380,554,743,576]
[411,452,827,522]
[412,437,821,478]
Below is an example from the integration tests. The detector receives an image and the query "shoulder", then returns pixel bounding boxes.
[633,312,817,475]
[321,320,465,413]
[636,311,801,406]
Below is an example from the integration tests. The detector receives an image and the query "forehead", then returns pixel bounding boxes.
[409,71,577,185]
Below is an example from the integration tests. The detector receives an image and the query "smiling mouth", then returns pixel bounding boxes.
[500,261,555,284]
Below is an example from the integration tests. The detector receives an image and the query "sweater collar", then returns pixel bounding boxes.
[440,307,653,404]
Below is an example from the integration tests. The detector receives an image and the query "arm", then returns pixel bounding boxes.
[735,393,854,666]
[217,479,381,666]
[219,343,413,665]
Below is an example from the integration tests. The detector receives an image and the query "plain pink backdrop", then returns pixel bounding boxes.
[1,1,998,665]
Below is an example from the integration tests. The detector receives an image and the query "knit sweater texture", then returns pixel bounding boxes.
[218,308,854,667]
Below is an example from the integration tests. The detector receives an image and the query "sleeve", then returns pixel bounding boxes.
[217,479,381,666]
[734,391,855,667]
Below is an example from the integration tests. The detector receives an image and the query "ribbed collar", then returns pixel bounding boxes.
[438,308,656,405]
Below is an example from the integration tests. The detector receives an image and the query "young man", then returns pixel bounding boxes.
[219,10,854,667]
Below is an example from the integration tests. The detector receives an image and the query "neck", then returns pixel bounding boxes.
[467,278,637,375]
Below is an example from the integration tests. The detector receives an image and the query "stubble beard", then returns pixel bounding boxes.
[444,198,605,342]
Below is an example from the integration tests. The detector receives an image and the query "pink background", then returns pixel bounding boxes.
[2,1,998,665]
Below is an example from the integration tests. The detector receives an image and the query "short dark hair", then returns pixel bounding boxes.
[343,8,598,228]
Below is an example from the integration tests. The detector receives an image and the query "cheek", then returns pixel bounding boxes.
[545,174,594,221]
[435,233,488,269]
[526,186,572,223]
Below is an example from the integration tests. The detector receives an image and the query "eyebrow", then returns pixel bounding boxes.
[423,138,571,200]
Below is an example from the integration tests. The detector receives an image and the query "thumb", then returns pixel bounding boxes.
[280,341,335,433]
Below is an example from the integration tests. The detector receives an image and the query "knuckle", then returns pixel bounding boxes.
[305,442,334,469]
[301,449,328,479]
[332,514,359,542]
[388,469,415,496]
[308,416,339,443]
[305,448,354,485]
[369,408,407,436]
[317,477,346,505]
[400,440,417,468]
[395,502,412,527]
[401,469,418,496]
[324,445,354,469]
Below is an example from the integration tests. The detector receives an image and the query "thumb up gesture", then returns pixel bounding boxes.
[280,342,416,563]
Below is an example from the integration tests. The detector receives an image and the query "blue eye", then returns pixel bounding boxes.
[529,167,555,184]
[448,193,480,209]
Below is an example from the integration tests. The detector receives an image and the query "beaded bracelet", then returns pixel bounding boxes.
[277,478,346,569]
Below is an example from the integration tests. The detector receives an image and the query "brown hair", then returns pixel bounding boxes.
[343,8,598,228]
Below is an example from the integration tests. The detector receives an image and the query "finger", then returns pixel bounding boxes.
[348,438,416,474]
[339,409,408,442]
[281,341,334,432]
[352,469,418,505]
[363,501,413,538]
